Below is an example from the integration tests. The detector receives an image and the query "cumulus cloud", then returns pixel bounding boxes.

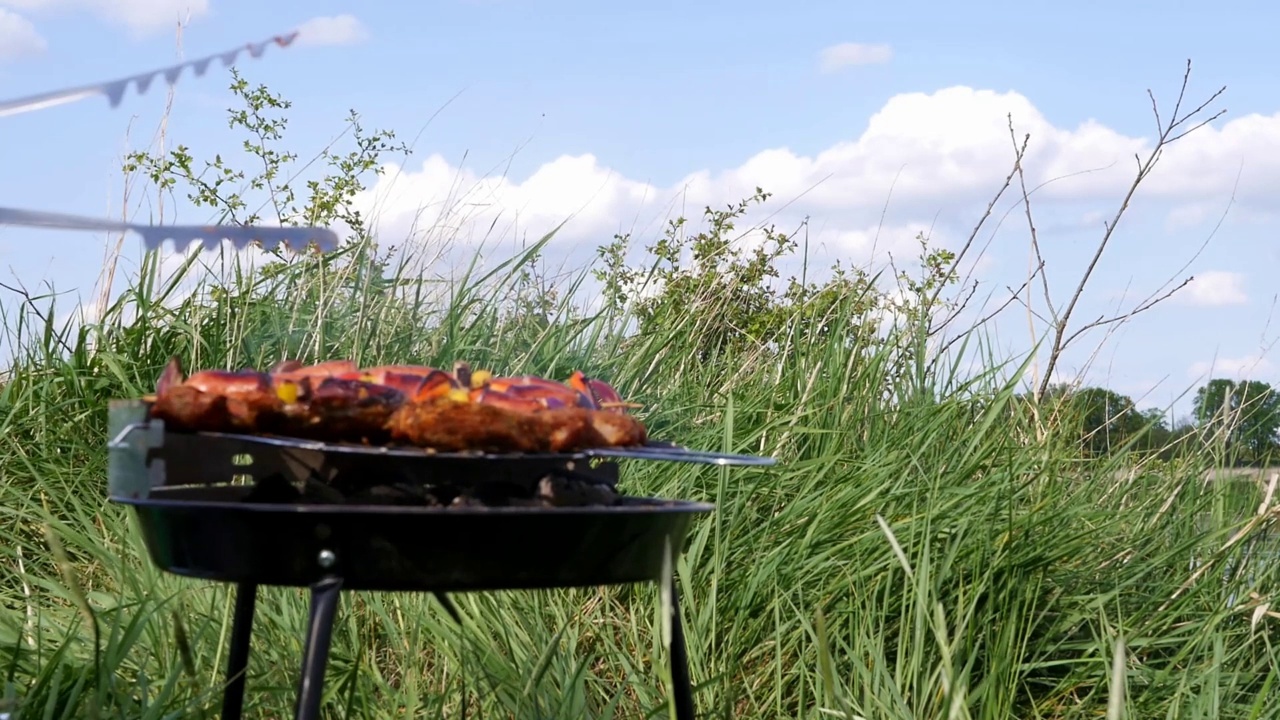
[359,152,668,267]
[294,14,370,47]
[355,83,1280,281]
[1188,354,1276,381]
[0,8,44,60]
[819,42,892,72]
[0,0,207,36]
[1180,270,1248,307]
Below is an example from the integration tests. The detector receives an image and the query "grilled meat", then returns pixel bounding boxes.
[150,358,282,433]
[275,376,407,443]
[148,356,648,452]
[387,398,551,453]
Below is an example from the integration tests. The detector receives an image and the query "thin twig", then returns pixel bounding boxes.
[1008,116,1056,327]
[937,269,1041,357]
[1060,277,1194,349]
[1035,60,1227,401]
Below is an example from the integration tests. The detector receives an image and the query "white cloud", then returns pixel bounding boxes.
[0,0,207,36]
[356,83,1280,276]
[1188,355,1276,381]
[819,42,892,72]
[0,8,44,60]
[1181,270,1248,307]
[294,15,370,47]
[1164,202,1214,230]
[360,152,662,255]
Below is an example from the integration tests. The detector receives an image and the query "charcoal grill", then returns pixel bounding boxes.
[106,399,775,719]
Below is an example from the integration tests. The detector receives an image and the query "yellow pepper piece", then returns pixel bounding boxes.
[446,388,471,403]
[470,369,493,389]
[276,381,299,404]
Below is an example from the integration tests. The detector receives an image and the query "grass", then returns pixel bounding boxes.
[0,228,1276,720]
[2,75,1279,719]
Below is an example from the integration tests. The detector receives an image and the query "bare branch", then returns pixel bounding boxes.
[1167,109,1227,144]
[1008,116,1056,325]
[1005,284,1055,326]
[1061,276,1194,349]
[1167,60,1192,130]
[1034,59,1227,401]
[930,278,980,336]
[1148,89,1163,136]
[936,268,1042,357]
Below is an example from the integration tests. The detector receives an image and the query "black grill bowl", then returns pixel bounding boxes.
[116,486,713,591]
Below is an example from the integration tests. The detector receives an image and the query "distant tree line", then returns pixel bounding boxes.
[1028,379,1280,466]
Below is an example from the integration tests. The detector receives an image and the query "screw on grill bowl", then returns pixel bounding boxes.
[317,549,336,568]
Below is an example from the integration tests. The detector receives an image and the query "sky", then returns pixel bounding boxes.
[0,0,1278,423]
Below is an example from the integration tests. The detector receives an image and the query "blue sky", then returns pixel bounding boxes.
[1,0,1277,423]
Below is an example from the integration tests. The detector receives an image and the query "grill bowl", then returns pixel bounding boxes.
[119,485,712,591]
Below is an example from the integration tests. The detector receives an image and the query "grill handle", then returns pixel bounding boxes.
[107,402,164,499]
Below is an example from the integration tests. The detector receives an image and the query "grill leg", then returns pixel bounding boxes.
[668,580,696,720]
[293,577,343,720]
[434,592,463,625]
[220,582,257,720]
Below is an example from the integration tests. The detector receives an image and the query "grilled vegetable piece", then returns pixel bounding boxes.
[275,376,407,443]
[567,371,640,411]
[480,374,595,409]
[358,365,465,402]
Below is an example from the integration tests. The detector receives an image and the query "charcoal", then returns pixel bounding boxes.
[299,479,347,504]
[536,475,619,507]
[344,484,444,507]
[240,469,619,508]
[449,494,485,508]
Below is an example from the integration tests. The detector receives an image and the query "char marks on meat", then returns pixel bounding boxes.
[147,356,647,453]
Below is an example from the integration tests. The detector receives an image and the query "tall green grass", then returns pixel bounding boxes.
[2,76,1279,719]
[1,225,1276,719]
